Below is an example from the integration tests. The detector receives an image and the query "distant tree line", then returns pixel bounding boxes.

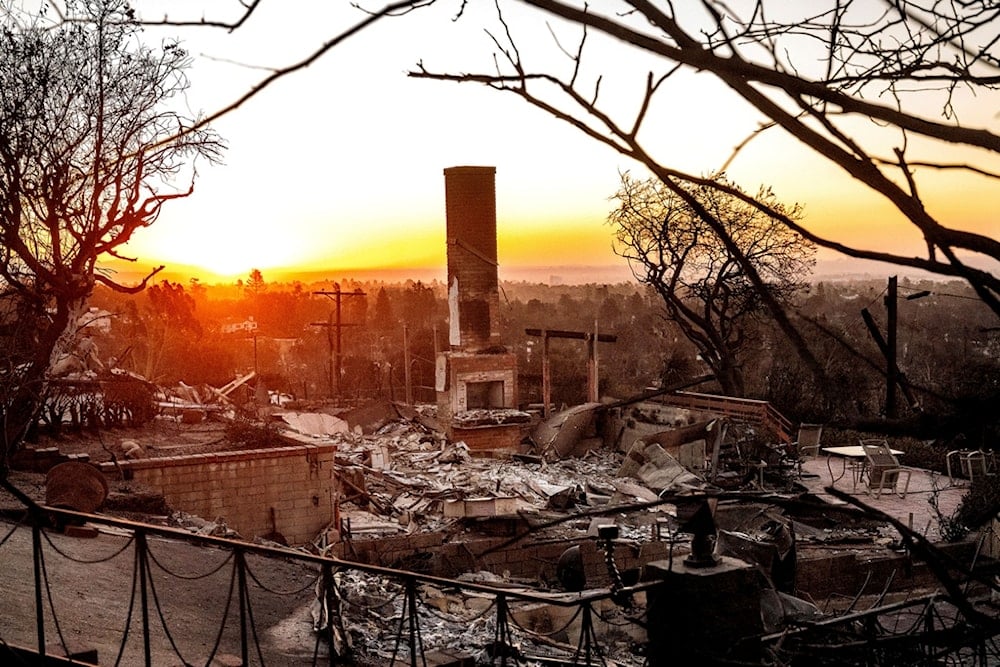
[78,270,999,446]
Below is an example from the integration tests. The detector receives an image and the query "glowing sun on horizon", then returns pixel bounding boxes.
[141,227,306,279]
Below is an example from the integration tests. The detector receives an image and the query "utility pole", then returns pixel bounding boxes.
[861,275,924,418]
[588,320,600,404]
[885,275,898,419]
[311,283,366,401]
[252,332,258,377]
[403,324,412,405]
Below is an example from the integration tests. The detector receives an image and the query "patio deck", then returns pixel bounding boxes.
[797,453,972,543]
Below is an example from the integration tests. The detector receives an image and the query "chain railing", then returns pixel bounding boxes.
[0,497,653,666]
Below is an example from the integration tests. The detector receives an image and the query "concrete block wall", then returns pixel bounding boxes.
[11,446,91,473]
[100,444,336,545]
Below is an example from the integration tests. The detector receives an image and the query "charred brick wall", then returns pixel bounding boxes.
[450,424,529,456]
[436,351,518,424]
[100,444,336,545]
[444,166,500,352]
[329,532,671,586]
[795,540,980,600]
[330,532,984,601]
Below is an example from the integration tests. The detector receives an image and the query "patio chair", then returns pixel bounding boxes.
[861,440,912,498]
[795,424,824,459]
[792,423,824,478]
[946,449,997,484]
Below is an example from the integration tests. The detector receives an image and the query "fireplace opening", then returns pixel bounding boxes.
[465,380,505,409]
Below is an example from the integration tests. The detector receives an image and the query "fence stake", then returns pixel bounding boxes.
[494,592,513,666]
[32,523,46,659]
[236,549,250,665]
[136,531,152,667]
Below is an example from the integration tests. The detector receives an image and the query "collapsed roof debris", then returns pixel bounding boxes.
[278,411,352,437]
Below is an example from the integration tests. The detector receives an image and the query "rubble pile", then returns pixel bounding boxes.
[316,411,693,549]
[326,567,646,666]
[452,408,532,428]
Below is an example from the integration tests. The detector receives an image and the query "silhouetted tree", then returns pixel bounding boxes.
[245,269,267,300]
[408,2,1000,318]
[398,280,438,329]
[135,282,203,382]
[371,287,395,330]
[0,0,221,470]
[609,174,814,396]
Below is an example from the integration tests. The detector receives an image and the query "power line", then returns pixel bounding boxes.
[897,285,982,301]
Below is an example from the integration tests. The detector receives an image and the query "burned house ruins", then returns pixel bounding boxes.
[1,166,999,666]
[436,166,528,455]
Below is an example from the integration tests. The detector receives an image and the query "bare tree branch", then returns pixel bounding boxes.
[409,0,1000,318]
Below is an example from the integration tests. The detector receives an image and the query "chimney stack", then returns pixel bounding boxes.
[444,166,501,352]
[437,166,523,455]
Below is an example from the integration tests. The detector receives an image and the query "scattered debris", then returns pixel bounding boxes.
[18,379,987,665]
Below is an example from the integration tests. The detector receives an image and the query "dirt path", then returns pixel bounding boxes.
[0,518,326,665]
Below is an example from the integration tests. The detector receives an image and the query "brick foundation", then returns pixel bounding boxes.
[99,444,336,545]
[795,539,981,601]
[329,531,672,586]
[450,423,528,456]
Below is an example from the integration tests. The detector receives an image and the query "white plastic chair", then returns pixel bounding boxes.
[947,449,996,484]
[862,440,911,498]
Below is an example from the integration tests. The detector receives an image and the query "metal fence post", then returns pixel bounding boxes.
[322,562,338,666]
[236,549,250,665]
[136,530,153,667]
[493,591,513,666]
[391,575,425,666]
[574,601,604,666]
[31,523,46,659]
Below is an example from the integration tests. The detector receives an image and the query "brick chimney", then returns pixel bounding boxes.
[444,166,501,352]
[436,166,525,455]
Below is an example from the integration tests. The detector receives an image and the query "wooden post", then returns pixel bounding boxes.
[525,327,617,417]
[586,320,599,403]
[542,329,551,418]
[403,324,412,405]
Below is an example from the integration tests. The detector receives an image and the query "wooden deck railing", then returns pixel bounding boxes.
[654,391,794,443]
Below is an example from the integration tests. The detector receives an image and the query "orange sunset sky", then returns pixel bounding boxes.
[114,2,999,284]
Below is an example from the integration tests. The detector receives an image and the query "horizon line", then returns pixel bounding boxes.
[97,255,997,287]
